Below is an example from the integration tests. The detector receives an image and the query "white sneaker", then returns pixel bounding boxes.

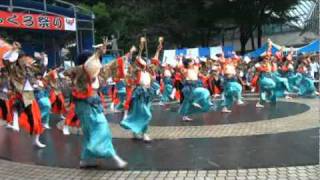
[256,102,264,108]
[33,135,46,148]
[284,91,289,95]
[110,103,115,111]
[158,101,164,106]
[237,100,245,105]
[112,155,128,169]
[285,95,292,99]
[43,123,51,129]
[122,110,128,120]
[63,125,70,135]
[34,141,46,148]
[251,87,256,93]
[143,133,152,143]
[6,124,20,132]
[80,159,97,168]
[60,115,66,120]
[182,116,192,122]
[133,133,143,140]
[213,94,220,98]
[156,89,161,95]
[221,107,232,113]
[170,89,176,100]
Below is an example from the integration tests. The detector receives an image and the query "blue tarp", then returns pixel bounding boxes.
[245,43,279,58]
[176,48,187,56]
[223,46,234,58]
[102,55,116,64]
[199,47,210,57]
[173,46,233,57]
[298,40,320,54]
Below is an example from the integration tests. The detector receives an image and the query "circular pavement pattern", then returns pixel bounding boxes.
[108,100,310,126]
[0,97,318,178]
[56,97,319,139]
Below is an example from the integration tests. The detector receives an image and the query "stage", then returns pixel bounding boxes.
[0,98,318,173]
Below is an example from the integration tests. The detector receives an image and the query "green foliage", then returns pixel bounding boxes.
[66,0,302,54]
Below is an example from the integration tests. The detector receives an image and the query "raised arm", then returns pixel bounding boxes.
[100,46,137,80]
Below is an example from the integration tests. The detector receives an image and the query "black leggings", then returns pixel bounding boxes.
[174,80,184,104]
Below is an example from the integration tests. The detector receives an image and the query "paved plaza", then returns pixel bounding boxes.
[0,97,319,179]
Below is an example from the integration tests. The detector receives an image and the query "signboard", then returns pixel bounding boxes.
[0,11,76,31]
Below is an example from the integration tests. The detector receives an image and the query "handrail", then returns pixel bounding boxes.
[0,0,93,19]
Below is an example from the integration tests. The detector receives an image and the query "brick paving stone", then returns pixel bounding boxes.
[237,172,247,177]
[194,177,206,180]
[204,177,213,180]
[226,177,236,180]
[173,178,184,180]
[247,172,257,176]
[155,178,168,180]
[247,169,257,173]
[247,176,258,180]
[215,177,226,180]
[267,168,277,172]
[235,177,246,180]
[257,169,267,172]
[298,177,311,180]
[238,169,247,173]
[309,176,320,180]
[298,173,309,177]
[184,177,195,180]
[166,173,177,178]
[256,175,268,179]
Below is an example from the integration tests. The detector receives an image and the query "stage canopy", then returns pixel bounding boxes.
[0,0,94,67]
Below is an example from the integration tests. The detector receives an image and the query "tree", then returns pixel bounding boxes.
[67,0,301,55]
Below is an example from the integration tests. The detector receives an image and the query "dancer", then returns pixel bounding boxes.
[171,56,184,102]
[296,55,319,96]
[121,37,157,142]
[179,58,213,121]
[44,68,69,134]
[4,50,46,148]
[208,57,223,98]
[63,39,133,168]
[159,63,174,104]
[281,54,301,93]
[221,60,244,113]
[254,54,277,108]
[34,73,52,129]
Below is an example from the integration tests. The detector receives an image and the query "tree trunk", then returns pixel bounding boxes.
[221,30,225,46]
[250,31,255,50]
[257,24,262,48]
[240,27,249,55]
[206,29,211,47]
